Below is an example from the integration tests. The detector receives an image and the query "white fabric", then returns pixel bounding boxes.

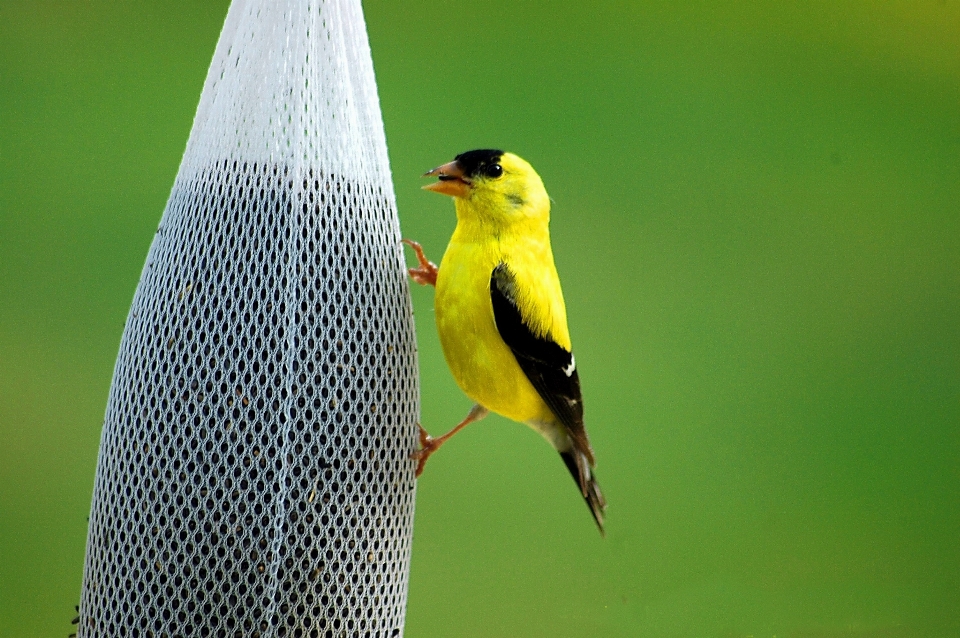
[78,1,418,636]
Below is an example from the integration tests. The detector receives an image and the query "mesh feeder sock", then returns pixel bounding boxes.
[77,1,420,636]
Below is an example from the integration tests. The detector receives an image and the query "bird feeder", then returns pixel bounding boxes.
[77,0,420,635]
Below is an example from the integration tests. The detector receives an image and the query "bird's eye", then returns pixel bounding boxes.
[485,164,503,178]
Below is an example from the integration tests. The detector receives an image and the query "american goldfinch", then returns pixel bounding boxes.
[403,149,607,534]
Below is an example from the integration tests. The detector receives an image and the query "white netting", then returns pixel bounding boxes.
[78,0,419,636]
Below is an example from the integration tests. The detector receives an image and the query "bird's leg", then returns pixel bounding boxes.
[401,239,439,287]
[414,404,489,477]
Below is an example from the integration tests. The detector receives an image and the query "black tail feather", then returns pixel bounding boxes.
[560,451,607,536]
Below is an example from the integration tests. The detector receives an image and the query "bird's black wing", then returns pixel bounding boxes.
[490,263,606,533]
[489,263,592,464]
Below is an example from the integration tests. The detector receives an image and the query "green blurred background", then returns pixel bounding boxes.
[2,1,959,636]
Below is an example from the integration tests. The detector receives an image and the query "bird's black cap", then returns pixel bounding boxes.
[454,149,504,178]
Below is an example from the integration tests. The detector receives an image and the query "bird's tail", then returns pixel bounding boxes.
[560,450,607,536]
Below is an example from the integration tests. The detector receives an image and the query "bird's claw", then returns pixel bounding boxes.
[412,423,439,477]
[401,239,438,287]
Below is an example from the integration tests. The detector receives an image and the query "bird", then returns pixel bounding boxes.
[402,149,607,534]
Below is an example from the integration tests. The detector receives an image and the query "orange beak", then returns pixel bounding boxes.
[422,160,472,198]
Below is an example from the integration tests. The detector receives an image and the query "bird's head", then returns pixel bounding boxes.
[422,149,550,224]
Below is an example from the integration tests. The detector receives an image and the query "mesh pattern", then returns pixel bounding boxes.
[79,1,419,636]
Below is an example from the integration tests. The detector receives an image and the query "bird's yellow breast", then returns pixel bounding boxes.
[434,220,569,426]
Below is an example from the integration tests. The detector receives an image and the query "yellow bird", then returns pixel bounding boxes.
[403,149,607,534]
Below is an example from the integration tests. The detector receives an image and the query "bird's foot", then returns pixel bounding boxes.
[410,406,489,478]
[401,239,438,287]
[412,423,441,477]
